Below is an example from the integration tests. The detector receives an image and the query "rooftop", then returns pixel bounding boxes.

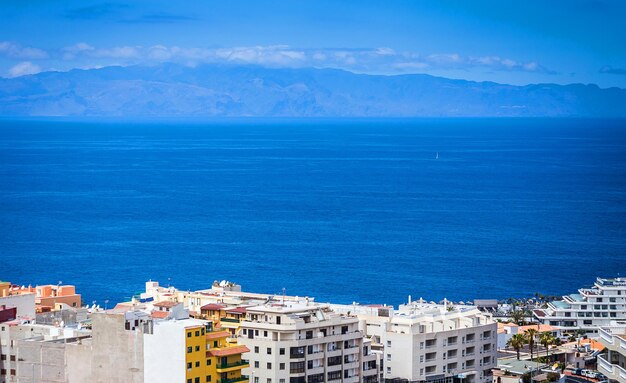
[497,359,547,375]
[597,277,626,287]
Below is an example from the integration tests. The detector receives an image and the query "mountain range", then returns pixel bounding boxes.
[1,64,625,117]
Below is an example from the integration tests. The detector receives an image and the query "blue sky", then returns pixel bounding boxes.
[1,0,625,88]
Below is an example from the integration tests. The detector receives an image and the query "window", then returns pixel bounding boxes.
[195,361,200,367]
[187,362,192,369]
[280,363,285,370]
[207,359,212,366]
[280,348,285,355]
[267,362,272,369]
[188,379,192,383]
[254,378,259,383]
[290,361,305,373]
[254,361,259,368]
[267,347,272,354]
[387,367,391,373]
[387,354,391,361]
[206,376,212,382]
[195,378,200,383]
[214,341,218,347]
[187,347,193,353]
[195,346,200,351]
[267,379,272,383]
[264,331,268,337]
[255,346,259,353]
[387,340,391,347]
[196,330,200,336]
[280,380,285,383]
[188,332,192,337]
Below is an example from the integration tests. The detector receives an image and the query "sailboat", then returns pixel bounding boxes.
[436,152,439,160]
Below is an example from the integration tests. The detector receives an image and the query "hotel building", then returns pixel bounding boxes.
[533,277,626,333]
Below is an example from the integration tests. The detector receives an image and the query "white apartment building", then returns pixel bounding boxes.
[598,322,626,383]
[237,300,378,383]
[331,299,497,383]
[534,277,626,333]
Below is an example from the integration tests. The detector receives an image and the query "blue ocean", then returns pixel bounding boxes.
[1,118,625,306]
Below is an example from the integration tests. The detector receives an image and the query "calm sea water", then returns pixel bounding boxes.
[1,118,625,306]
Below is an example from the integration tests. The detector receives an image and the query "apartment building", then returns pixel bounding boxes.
[237,300,377,383]
[598,322,626,383]
[144,318,249,383]
[533,277,626,333]
[330,299,496,383]
[0,319,89,383]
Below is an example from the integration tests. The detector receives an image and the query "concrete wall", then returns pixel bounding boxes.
[17,340,67,383]
[66,313,144,383]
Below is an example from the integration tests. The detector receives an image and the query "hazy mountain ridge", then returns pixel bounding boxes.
[1,64,625,117]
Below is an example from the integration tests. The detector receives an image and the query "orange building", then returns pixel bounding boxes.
[34,284,82,311]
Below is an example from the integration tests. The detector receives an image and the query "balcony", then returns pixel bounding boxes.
[216,360,250,372]
[218,376,249,383]
[221,317,241,323]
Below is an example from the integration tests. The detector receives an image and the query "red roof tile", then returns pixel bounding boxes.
[201,303,226,311]
[151,311,170,319]
[207,345,250,357]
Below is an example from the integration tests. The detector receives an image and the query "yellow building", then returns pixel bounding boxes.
[200,304,247,345]
[186,324,209,383]
[206,328,249,383]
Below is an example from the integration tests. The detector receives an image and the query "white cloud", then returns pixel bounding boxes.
[0,41,48,59]
[12,42,550,76]
[8,61,41,77]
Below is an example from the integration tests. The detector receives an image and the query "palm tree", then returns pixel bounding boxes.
[526,328,538,361]
[539,332,555,359]
[510,310,525,325]
[508,333,527,360]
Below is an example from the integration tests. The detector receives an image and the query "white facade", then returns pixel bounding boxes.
[598,322,626,383]
[144,318,206,383]
[331,300,496,383]
[237,301,375,383]
[534,277,626,333]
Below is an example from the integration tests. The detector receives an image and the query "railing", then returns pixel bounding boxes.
[220,317,240,323]
[597,354,613,375]
[218,360,250,369]
[219,376,249,383]
[599,328,614,344]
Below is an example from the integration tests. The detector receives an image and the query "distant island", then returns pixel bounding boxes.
[1,63,625,118]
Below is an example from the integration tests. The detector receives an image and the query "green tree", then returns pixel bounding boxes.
[539,332,555,359]
[510,310,525,325]
[507,333,527,360]
[526,328,539,361]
